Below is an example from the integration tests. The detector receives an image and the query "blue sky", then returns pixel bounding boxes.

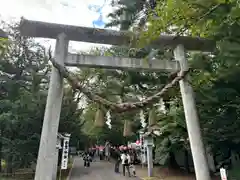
[0,0,114,51]
[0,0,118,125]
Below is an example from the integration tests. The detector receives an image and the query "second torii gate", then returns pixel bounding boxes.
[19,18,215,180]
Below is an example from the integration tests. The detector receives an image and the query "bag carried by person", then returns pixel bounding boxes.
[129,164,136,176]
[87,155,92,162]
[124,157,128,164]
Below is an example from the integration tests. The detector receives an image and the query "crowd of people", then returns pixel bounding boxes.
[81,145,110,168]
[81,143,138,177]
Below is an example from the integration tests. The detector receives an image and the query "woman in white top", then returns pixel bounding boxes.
[121,150,131,177]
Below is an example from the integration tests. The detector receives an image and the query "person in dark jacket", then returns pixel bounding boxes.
[99,146,104,160]
[114,150,121,173]
[89,149,94,161]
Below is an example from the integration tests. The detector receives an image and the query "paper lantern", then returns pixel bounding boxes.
[123,120,132,137]
[148,108,157,126]
[94,109,105,127]
[136,140,140,145]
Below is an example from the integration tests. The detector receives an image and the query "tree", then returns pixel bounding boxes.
[69,46,175,147]
[107,0,157,29]
[0,22,88,174]
[0,22,50,173]
[105,0,240,170]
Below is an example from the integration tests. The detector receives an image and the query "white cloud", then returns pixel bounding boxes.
[0,0,114,51]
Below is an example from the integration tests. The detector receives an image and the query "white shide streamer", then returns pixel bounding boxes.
[140,110,147,128]
[158,98,166,114]
[106,110,112,129]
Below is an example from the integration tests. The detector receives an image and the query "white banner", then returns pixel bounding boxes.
[141,152,146,163]
[139,132,146,164]
[61,135,70,170]
[220,168,227,180]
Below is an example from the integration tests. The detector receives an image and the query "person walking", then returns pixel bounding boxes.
[128,151,136,176]
[114,149,121,173]
[83,152,88,168]
[105,147,110,161]
[121,150,131,177]
[99,146,104,160]
[83,152,91,168]
[90,148,95,161]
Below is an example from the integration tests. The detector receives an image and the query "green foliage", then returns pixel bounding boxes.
[103,0,240,170]
[2,0,240,174]
[0,22,86,173]
[229,165,240,179]
[76,45,170,146]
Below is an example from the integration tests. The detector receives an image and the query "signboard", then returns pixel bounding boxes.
[61,134,70,170]
[144,136,154,146]
[139,132,146,164]
[141,150,146,163]
[220,168,227,180]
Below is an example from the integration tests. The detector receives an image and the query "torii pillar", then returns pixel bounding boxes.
[34,33,69,180]
[174,45,211,180]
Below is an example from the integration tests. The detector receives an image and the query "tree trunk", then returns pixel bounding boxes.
[7,155,13,174]
[58,149,62,166]
[213,153,217,170]
[0,130,2,172]
[184,149,190,173]
[153,146,156,163]
[168,151,179,169]
[227,148,232,169]
[0,141,2,173]
[167,139,179,169]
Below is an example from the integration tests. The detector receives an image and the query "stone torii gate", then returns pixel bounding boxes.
[19,19,215,180]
